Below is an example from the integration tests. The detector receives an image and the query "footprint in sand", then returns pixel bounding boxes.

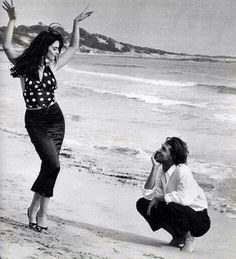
[61,247,71,253]
[113,248,119,253]
[143,253,166,259]
[96,230,104,237]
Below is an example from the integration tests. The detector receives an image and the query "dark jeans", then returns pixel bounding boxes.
[136,198,210,239]
[25,102,65,197]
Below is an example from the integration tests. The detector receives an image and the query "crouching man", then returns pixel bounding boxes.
[136,137,210,252]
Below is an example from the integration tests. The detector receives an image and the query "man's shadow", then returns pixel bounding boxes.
[49,214,167,248]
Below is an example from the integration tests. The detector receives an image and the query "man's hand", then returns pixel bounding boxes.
[151,151,159,167]
[147,197,159,216]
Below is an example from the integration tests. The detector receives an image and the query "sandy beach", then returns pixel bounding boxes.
[0,127,236,259]
[1,0,236,257]
[1,51,236,258]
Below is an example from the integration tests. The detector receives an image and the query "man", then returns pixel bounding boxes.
[136,137,210,252]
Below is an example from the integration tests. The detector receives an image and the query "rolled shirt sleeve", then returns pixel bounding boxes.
[141,185,156,200]
[142,185,164,200]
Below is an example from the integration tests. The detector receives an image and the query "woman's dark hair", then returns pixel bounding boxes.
[10,29,64,79]
[165,137,189,165]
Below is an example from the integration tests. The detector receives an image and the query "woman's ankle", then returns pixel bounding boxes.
[36,211,47,227]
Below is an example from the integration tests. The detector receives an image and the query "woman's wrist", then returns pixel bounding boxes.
[74,18,81,24]
[9,16,16,21]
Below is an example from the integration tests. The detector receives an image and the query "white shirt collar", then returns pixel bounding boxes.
[161,164,176,183]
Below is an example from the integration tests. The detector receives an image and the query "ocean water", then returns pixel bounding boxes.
[1,53,236,217]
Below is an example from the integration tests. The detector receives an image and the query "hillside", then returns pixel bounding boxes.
[0,24,235,63]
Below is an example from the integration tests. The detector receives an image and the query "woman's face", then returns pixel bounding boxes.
[46,41,60,61]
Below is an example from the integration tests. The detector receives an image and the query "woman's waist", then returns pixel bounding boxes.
[25,102,64,120]
[26,100,56,111]
[25,104,64,127]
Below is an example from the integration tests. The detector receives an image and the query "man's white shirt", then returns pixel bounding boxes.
[142,164,208,211]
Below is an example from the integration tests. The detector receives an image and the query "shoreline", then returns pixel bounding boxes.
[1,128,236,259]
[76,51,236,63]
[1,48,236,64]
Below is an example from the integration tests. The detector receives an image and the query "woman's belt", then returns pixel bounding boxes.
[26,101,56,110]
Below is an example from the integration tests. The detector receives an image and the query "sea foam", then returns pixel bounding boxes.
[63,66,196,87]
[63,79,205,108]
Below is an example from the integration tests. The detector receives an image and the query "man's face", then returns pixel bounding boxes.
[155,143,172,164]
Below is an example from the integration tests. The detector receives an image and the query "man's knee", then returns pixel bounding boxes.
[136,198,149,214]
[53,165,60,174]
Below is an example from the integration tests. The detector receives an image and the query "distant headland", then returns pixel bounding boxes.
[0,23,235,63]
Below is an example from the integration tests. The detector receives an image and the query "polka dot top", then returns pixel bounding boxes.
[23,65,57,109]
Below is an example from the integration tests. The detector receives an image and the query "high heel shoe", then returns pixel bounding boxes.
[36,213,48,232]
[27,208,37,229]
[36,225,48,232]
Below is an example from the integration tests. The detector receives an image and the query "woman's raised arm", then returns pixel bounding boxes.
[2,0,22,64]
[55,6,93,70]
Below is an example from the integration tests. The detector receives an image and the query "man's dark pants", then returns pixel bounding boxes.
[136,198,210,239]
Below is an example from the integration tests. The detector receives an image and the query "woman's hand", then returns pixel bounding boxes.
[2,0,16,20]
[74,5,93,23]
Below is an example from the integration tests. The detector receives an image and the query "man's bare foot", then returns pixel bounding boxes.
[169,237,185,248]
[181,232,195,252]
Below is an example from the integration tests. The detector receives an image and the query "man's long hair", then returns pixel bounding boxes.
[10,30,64,80]
[165,137,189,165]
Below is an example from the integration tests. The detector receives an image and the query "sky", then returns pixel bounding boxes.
[1,0,236,56]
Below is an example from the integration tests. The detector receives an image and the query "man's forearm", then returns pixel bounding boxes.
[144,165,158,189]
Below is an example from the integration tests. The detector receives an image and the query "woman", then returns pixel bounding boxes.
[2,0,93,232]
